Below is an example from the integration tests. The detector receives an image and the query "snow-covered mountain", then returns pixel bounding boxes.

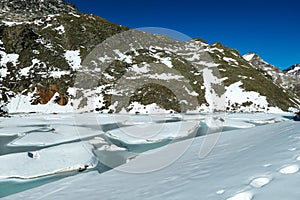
[284,64,300,76]
[243,52,283,83]
[243,53,300,105]
[283,64,300,99]
[0,0,76,22]
[0,0,299,115]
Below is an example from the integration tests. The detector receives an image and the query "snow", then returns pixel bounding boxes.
[183,86,199,96]
[159,57,173,68]
[0,142,96,179]
[197,61,220,68]
[64,50,81,70]
[113,49,132,63]
[223,57,238,65]
[19,59,40,76]
[0,67,8,78]
[98,55,112,63]
[0,51,19,66]
[279,164,299,174]
[202,68,226,111]
[288,147,297,152]
[225,81,283,112]
[216,189,225,195]
[131,64,150,74]
[33,19,44,26]
[286,65,300,75]
[223,119,255,129]
[145,73,184,80]
[105,121,199,145]
[42,23,53,30]
[1,21,31,27]
[249,177,271,188]
[225,81,268,107]
[49,70,70,78]
[124,72,184,80]
[97,144,127,152]
[54,25,65,35]
[209,47,224,53]
[227,192,253,200]
[68,12,80,18]
[243,53,255,61]
[3,114,300,200]
[151,53,173,68]
[6,92,73,114]
[237,75,250,79]
[8,123,101,146]
[126,102,175,114]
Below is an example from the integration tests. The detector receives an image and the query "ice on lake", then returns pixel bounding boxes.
[0,112,298,199]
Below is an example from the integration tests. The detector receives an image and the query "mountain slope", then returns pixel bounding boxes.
[284,64,300,98]
[0,0,299,114]
[243,53,300,105]
[284,64,300,76]
[243,52,283,83]
[0,0,128,114]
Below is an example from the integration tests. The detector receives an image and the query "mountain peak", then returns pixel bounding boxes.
[284,64,300,76]
[243,52,276,68]
[243,52,258,62]
[0,0,77,22]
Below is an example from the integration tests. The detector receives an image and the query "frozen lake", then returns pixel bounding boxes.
[0,112,294,198]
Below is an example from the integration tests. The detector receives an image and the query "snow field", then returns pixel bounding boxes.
[3,114,300,200]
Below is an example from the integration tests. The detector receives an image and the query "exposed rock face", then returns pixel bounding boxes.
[32,84,68,105]
[0,0,76,22]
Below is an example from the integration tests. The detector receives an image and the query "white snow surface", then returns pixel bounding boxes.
[0,142,96,179]
[64,50,81,70]
[225,81,283,113]
[223,57,238,65]
[19,59,40,76]
[0,51,19,67]
[126,102,176,114]
[113,49,133,63]
[54,25,65,35]
[226,81,268,105]
[4,114,300,200]
[6,92,73,114]
[202,68,226,111]
[286,66,300,75]
[243,53,255,61]
[105,121,199,145]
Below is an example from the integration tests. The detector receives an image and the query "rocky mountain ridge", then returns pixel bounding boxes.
[243,53,300,102]
[0,0,76,22]
[284,64,300,76]
[0,0,299,115]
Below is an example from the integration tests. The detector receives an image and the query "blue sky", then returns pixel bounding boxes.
[70,0,299,69]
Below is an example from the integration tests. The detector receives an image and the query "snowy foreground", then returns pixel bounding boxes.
[1,113,300,199]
